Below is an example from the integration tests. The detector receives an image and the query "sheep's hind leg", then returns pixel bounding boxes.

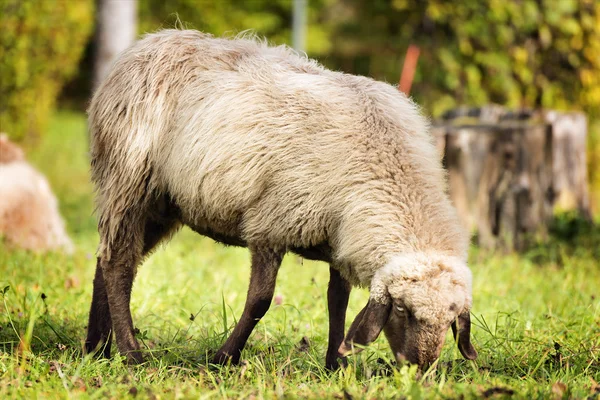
[212,246,284,365]
[90,208,159,364]
[85,214,178,361]
[325,267,351,369]
[85,258,113,358]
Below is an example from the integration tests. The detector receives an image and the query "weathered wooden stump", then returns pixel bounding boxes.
[433,119,553,250]
[432,106,590,250]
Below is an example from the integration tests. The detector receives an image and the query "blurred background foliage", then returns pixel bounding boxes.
[138,0,333,56]
[1,0,598,202]
[318,0,600,201]
[324,0,600,119]
[137,0,600,123]
[0,0,94,142]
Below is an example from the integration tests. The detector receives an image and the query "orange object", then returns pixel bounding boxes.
[399,45,420,96]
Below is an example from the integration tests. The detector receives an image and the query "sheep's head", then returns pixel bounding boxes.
[339,253,477,369]
[0,133,25,164]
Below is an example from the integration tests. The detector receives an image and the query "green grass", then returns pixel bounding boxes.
[1,111,599,399]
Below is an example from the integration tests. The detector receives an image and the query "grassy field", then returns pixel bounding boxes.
[1,111,599,399]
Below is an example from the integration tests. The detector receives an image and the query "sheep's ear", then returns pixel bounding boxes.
[451,311,477,360]
[338,300,391,356]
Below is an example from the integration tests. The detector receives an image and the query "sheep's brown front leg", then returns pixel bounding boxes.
[325,267,351,369]
[212,247,284,365]
[85,258,113,358]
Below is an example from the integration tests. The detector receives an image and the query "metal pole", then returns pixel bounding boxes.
[292,0,306,53]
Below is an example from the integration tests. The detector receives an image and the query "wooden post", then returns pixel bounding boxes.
[398,45,420,96]
[543,111,591,219]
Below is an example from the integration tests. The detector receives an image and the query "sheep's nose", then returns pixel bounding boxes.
[419,356,437,371]
[402,351,422,368]
[412,348,441,371]
[419,336,446,370]
[395,350,438,370]
[420,350,443,371]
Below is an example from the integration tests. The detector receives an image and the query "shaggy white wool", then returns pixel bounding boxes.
[87,30,477,367]
[89,30,469,288]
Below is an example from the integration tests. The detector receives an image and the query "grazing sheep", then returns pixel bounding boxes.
[0,134,73,253]
[86,29,477,369]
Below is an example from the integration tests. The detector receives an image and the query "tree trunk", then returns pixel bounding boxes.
[94,0,137,89]
[435,106,591,250]
[437,120,553,251]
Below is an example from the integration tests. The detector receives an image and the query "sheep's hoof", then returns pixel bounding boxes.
[84,338,112,359]
[212,351,240,366]
[325,356,348,371]
[124,350,144,365]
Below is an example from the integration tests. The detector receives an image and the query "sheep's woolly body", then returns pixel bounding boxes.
[89,30,469,287]
[0,135,73,253]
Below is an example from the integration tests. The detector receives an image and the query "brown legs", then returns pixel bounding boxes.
[325,267,351,369]
[85,214,178,363]
[100,246,143,363]
[212,258,352,369]
[85,258,113,358]
[86,220,351,369]
[212,246,284,365]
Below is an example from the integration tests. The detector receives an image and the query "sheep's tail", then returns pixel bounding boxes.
[87,31,202,259]
[88,111,155,260]
[88,67,160,260]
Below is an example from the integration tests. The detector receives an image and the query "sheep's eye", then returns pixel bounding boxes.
[395,304,406,314]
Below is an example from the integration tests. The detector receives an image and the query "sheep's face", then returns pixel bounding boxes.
[382,267,474,368]
[339,254,477,369]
